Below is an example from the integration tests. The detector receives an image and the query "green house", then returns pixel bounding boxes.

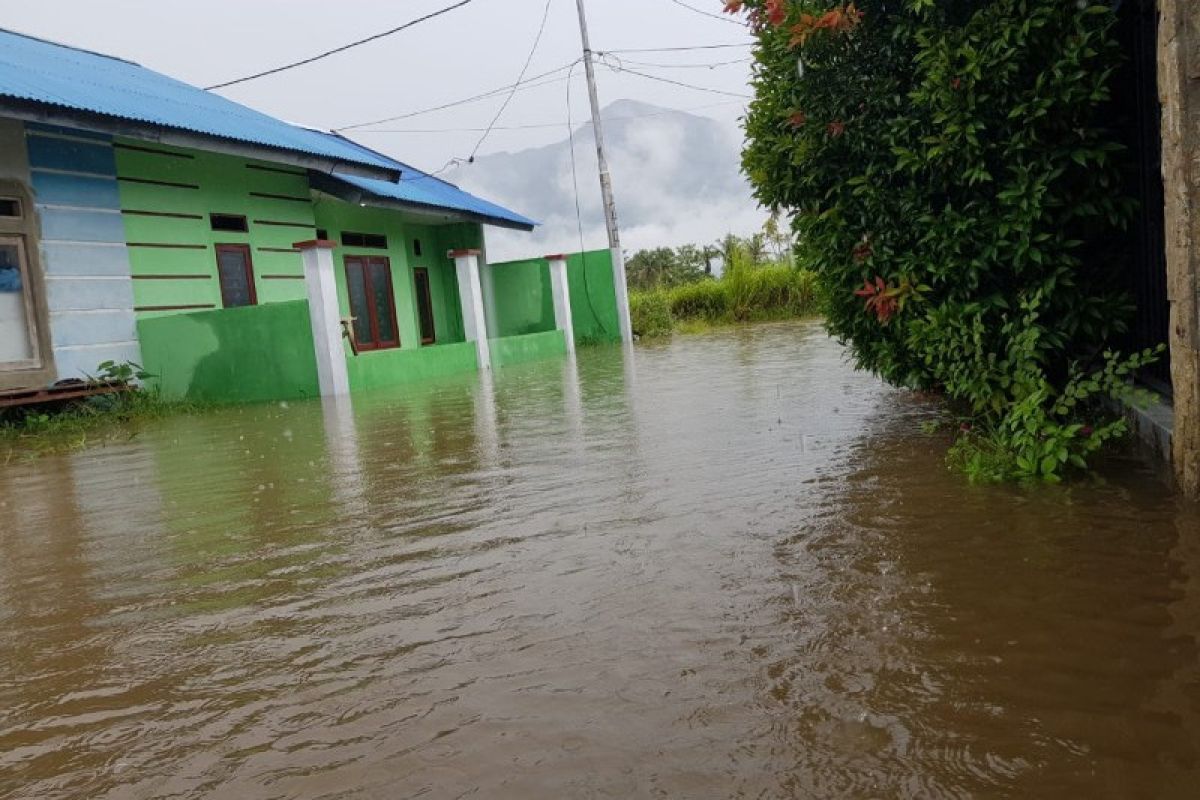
[0,27,624,405]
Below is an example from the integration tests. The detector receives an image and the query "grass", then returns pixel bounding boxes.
[1,388,205,462]
[629,261,820,339]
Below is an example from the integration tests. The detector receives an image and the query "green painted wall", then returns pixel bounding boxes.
[486,249,621,345]
[487,258,554,337]
[347,342,478,392]
[490,330,567,367]
[311,203,480,354]
[137,300,319,403]
[114,140,316,317]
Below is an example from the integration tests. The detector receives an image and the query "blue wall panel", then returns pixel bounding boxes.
[24,123,141,379]
[39,242,131,277]
[38,208,126,243]
[45,277,135,313]
[30,171,122,209]
[26,134,117,176]
[53,342,142,382]
[49,310,138,347]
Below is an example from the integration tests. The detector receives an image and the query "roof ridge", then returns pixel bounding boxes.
[0,26,142,67]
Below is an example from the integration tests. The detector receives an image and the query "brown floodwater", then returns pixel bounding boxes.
[1,320,1199,799]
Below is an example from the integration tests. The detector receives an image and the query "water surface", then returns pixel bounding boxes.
[2,321,1198,798]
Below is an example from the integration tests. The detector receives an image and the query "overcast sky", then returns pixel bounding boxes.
[3,0,755,170]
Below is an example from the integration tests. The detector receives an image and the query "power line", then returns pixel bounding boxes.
[612,56,751,70]
[205,0,476,90]
[599,60,752,98]
[334,61,581,131]
[469,0,554,160]
[351,100,746,134]
[600,42,753,54]
[665,0,748,26]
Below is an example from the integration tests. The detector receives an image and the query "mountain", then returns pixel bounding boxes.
[445,100,763,261]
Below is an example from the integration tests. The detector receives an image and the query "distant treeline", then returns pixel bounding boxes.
[627,227,818,338]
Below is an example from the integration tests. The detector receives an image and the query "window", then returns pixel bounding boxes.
[0,236,37,367]
[215,244,257,308]
[413,267,436,345]
[344,256,399,350]
[210,213,248,232]
[0,198,20,218]
[316,228,329,241]
[341,231,388,249]
[413,238,423,257]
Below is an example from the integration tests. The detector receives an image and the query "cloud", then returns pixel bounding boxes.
[447,100,765,262]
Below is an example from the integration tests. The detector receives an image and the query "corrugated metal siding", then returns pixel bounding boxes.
[0,28,397,176]
[26,123,140,379]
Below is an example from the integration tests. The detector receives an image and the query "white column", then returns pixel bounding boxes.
[296,238,350,396]
[450,248,491,370]
[545,254,576,356]
[611,246,633,346]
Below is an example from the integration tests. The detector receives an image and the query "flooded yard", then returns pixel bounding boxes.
[2,320,1199,798]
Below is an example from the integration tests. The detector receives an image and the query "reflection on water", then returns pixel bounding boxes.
[1,321,1198,798]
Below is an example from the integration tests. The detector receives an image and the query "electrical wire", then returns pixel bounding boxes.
[334,60,580,131]
[469,0,554,161]
[205,0,476,90]
[608,56,751,70]
[601,42,752,53]
[350,100,746,134]
[599,59,752,98]
[665,0,748,26]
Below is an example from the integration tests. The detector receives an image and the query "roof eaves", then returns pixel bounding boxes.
[309,171,536,232]
[0,96,402,182]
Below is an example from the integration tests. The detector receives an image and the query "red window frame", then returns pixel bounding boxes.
[214,243,258,308]
[412,267,436,345]
[344,255,400,351]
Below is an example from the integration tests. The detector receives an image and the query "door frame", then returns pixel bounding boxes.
[343,254,400,351]
[0,233,42,372]
[412,266,436,345]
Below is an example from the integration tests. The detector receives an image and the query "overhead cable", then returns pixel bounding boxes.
[666,0,748,26]
[334,60,581,131]
[599,59,752,98]
[601,42,753,54]
[469,0,555,160]
[351,100,746,134]
[206,0,476,90]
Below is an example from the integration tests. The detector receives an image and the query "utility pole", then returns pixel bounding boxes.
[573,0,633,345]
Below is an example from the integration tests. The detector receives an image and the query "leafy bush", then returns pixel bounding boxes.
[724,255,818,321]
[737,0,1155,480]
[669,279,729,319]
[630,290,674,338]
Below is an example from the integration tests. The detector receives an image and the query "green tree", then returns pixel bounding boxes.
[735,0,1157,480]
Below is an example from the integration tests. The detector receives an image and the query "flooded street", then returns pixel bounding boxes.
[2,320,1199,798]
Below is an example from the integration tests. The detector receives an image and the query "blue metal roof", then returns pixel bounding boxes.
[0,27,398,176]
[314,133,538,231]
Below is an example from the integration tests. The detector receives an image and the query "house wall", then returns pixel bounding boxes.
[485,249,622,346]
[1159,0,1200,496]
[311,202,477,359]
[137,300,319,403]
[23,123,141,382]
[490,330,567,367]
[112,140,317,317]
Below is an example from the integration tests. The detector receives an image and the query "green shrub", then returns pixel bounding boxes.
[630,290,674,338]
[725,261,818,321]
[738,0,1154,480]
[668,280,729,319]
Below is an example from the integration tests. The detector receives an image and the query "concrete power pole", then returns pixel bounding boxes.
[573,0,633,345]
